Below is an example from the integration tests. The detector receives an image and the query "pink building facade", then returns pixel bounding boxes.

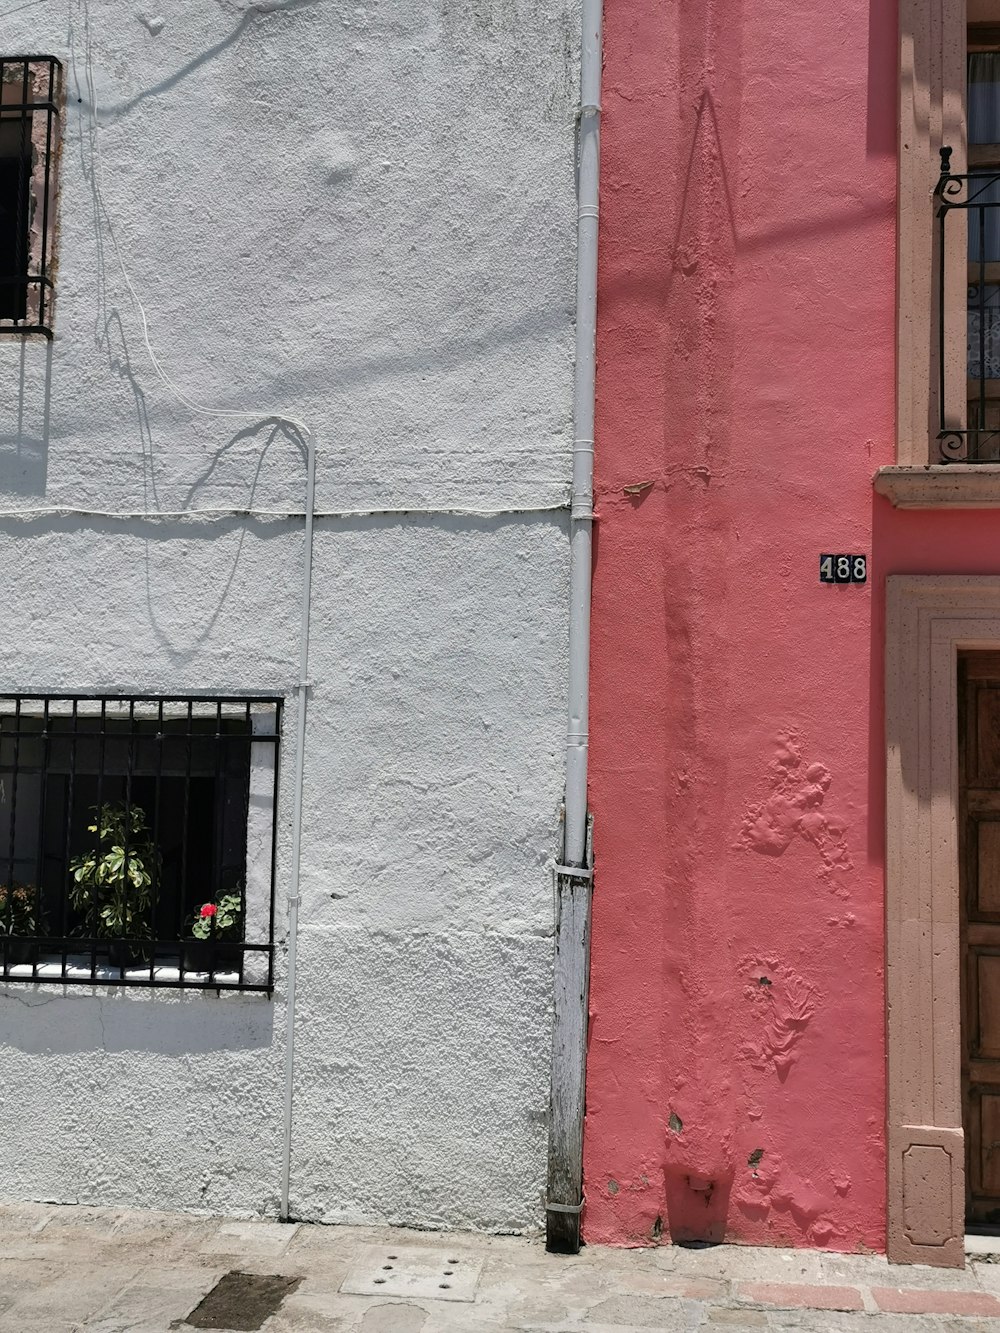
[584,0,1000,1265]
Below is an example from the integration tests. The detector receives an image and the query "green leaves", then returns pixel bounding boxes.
[190,892,244,942]
[0,882,45,937]
[68,801,158,942]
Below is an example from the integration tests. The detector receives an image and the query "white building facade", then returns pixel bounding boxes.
[0,0,578,1230]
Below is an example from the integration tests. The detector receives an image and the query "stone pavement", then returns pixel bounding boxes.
[2,1204,1000,1332]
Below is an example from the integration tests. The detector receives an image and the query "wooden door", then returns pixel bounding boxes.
[959,651,1000,1225]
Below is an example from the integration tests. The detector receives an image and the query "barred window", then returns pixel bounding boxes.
[0,56,61,336]
[0,696,282,992]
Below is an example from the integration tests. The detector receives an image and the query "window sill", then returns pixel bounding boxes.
[2,952,252,990]
[874,465,1000,507]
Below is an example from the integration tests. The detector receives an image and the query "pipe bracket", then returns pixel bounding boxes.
[546,1198,584,1214]
[554,863,593,882]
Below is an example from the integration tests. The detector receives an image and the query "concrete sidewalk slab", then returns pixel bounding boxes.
[1,1204,1000,1331]
[200,1221,300,1259]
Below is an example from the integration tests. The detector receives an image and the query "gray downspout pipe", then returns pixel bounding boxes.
[546,0,602,1256]
[279,426,317,1221]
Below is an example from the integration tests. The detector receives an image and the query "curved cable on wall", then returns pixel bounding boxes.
[73,0,314,1221]
[66,0,572,1225]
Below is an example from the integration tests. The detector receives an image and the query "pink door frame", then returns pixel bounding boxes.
[883,575,1000,1267]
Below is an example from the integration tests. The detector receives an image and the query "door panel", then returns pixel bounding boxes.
[981,1094,1000,1194]
[960,653,1000,1223]
[975,688,1000,784]
[977,953,1000,1058]
[978,822,1000,912]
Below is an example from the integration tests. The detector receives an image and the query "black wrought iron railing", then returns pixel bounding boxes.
[0,55,61,338]
[935,146,1000,461]
[0,694,282,992]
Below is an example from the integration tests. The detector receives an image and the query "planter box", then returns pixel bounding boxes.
[3,939,37,968]
[105,941,149,970]
[181,940,243,975]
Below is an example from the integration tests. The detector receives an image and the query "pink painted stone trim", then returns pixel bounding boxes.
[872,1286,1000,1316]
[737,1282,864,1311]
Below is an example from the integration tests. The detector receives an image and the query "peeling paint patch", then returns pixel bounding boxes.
[736,731,852,891]
[607,1178,619,1195]
[739,956,819,1079]
[668,1111,683,1134]
[733,1147,843,1245]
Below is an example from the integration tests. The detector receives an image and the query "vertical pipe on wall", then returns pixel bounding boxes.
[279,426,317,1221]
[546,0,602,1256]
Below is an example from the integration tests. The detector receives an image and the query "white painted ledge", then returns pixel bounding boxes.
[2,955,240,984]
[874,465,1000,507]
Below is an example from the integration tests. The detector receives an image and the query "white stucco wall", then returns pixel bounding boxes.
[0,0,576,1229]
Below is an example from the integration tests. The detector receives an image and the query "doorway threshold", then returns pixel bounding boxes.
[966,1231,1000,1256]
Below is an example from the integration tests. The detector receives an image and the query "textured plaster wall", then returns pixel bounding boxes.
[586,0,900,1250]
[0,0,577,1228]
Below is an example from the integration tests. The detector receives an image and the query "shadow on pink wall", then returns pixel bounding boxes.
[869,490,1000,859]
[663,1165,734,1247]
[584,0,899,1252]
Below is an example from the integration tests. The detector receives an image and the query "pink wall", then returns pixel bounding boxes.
[584,0,927,1251]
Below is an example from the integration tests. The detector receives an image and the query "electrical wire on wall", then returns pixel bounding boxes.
[69,0,315,1223]
[0,502,568,521]
[25,0,572,1223]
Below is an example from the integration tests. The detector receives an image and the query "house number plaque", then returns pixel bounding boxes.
[819,554,867,584]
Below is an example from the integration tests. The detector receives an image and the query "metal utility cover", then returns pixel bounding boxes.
[340,1244,482,1302]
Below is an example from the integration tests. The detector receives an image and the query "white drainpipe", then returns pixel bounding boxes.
[279,1,603,1235]
[546,0,602,1256]
[279,426,317,1221]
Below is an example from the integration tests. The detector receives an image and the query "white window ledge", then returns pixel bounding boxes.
[875,464,1000,507]
[3,954,240,984]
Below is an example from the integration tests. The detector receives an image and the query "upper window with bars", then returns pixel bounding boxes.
[965,41,1000,457]
[0,56,61,338]
[0,695,282,992]
[936,29,1000,461]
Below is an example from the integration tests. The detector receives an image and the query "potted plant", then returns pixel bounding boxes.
[68,801,157,969]
[0,882,46,966]
[183,892,244,975]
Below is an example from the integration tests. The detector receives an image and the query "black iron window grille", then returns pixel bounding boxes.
[0,56,61,338]
[0,695,282,992]
[937,145,1000,462]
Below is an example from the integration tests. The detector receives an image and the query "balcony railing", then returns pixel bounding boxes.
[936,146,1000,462]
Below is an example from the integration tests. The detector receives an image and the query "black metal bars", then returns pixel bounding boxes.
[0,694,282,992]
[936,145,1000,461]
[0,56,61,338]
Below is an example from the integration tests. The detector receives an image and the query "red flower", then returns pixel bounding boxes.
[200,903,218,918]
